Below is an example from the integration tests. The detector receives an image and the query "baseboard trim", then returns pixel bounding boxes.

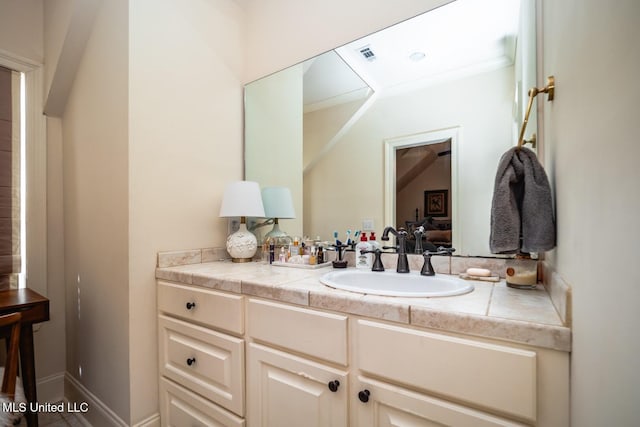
[65,373,128,426]
[64,373,161,426]
[37,371,65,403]
[134,412,161,427]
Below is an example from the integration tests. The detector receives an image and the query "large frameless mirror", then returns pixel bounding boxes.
[245,0,537,256]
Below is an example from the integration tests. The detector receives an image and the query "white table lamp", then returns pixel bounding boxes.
[219,181,265,262]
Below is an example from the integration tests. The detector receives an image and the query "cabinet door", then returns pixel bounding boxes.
[247,343,348,427]
[354,376,527,427]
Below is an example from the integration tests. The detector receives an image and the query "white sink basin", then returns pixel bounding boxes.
[320,269,474,297]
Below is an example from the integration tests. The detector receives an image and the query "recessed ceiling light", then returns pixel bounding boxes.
[409,51,426,62]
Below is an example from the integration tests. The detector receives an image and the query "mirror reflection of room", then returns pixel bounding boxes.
[245,0,536,257]
[396,139,452,253]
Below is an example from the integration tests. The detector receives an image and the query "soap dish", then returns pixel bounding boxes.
[458,273,500,282]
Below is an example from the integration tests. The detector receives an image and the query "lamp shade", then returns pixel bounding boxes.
[219,181,266,218]
[261,187,296,219]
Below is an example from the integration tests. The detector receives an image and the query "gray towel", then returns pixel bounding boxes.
[490,147,556,254]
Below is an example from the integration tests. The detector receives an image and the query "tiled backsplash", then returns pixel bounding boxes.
[157,247,230,268]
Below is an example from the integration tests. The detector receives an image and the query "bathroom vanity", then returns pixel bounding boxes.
[156,251,570,426]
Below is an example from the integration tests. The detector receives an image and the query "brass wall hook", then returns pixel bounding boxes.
[530,76,555,101]
[517,76,555,149]
[524,133,537,149]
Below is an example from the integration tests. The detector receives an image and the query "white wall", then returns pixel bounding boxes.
[128,0,246,423]
[62,0,130,422]
[0,0,43,63]
[541,0,640,425]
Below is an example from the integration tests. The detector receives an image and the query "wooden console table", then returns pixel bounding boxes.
[0,288,50,427]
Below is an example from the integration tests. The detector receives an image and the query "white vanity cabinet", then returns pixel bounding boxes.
[246,299,349,427]
[157,281,246,426]
[156,277,569,427]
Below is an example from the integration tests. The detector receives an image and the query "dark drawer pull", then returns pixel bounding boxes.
[328,380,340,392]
[186,302,196,310]
[186,357,196,366]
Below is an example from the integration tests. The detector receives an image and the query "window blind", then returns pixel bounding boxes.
[0,66,20,289]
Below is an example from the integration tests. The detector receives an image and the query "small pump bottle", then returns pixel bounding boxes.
[369,231,381,251]
[355,232,372,269]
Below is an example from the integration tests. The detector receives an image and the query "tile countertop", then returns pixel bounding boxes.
[156,261,571,352]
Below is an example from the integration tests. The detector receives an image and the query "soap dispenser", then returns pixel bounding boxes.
[355,232,372,269]
[369,231,381,251]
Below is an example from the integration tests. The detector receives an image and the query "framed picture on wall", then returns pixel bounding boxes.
[424,189,448,217]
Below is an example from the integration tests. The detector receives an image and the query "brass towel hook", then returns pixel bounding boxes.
[517,76,555,150]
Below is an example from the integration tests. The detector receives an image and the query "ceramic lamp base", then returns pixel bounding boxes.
[226,223,258,262]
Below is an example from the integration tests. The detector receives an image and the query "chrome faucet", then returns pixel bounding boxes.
[421,247,456,276]
[381,226,409,273]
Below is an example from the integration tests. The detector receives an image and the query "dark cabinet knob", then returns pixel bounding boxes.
[358,389,370,403]
[186,357,196,366]
[328,380,340,392]
[186,302,196,310]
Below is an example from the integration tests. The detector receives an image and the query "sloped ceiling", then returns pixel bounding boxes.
[304,0,520,109]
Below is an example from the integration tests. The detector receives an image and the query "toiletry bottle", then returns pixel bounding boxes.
[262,240,270,263]
[369,232,381,251]
[291,237,299,258]
[317,245,324,264]
[279,247,286,263]
[355,232,372,269]
[269,242,275,264]
[309,246,317,265]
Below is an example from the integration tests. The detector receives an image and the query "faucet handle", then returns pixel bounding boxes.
[361,248,385,272]
[372,250,384,272]
[423,246,456,256]
[421,247,456,276]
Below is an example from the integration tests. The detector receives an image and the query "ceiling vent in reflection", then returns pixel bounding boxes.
[359,46,376,61]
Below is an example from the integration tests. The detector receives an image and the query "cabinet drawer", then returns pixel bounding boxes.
[159,315,245,416]
[248,299,348,365]
[356,320,537,422]
[158,281,244,334]
[160,377,245,427]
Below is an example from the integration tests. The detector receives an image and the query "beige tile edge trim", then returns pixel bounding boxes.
[542,261,572,327]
